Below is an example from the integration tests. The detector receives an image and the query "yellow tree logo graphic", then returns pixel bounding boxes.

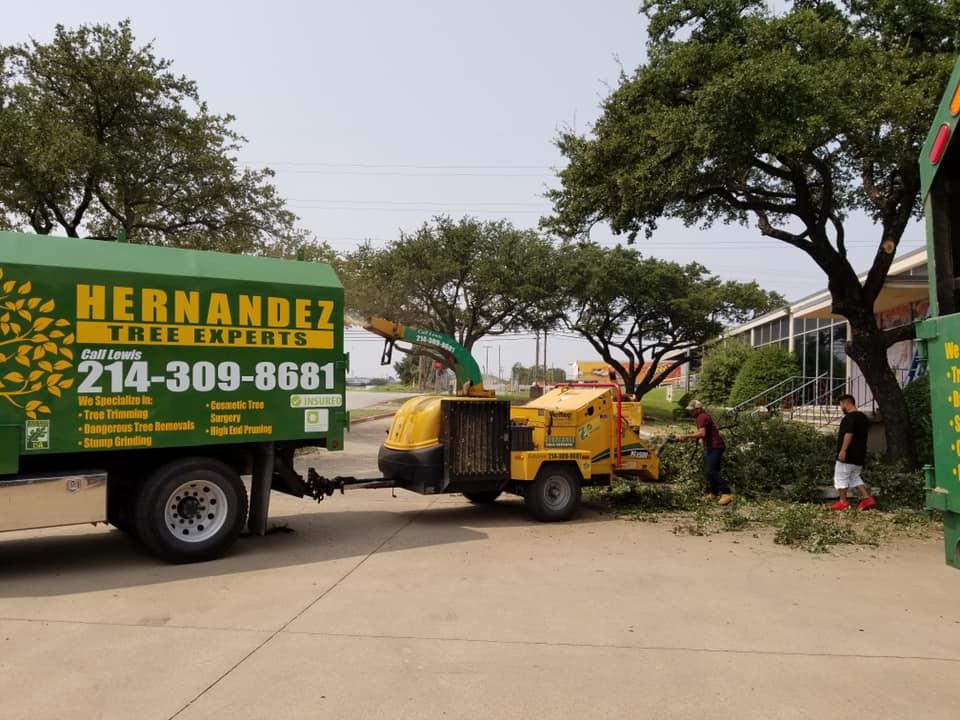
[0,267,75,419]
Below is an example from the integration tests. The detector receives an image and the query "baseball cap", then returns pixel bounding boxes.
[686,400,704,411]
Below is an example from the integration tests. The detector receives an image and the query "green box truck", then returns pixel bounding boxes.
[918,55,960,568]
[0,231,347,562]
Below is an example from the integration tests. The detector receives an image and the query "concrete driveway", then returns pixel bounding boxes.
[1,418,959,719]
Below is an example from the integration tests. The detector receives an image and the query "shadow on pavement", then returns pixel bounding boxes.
[0,497,616,597]
[0,508,480,597]
[407,496,612,529]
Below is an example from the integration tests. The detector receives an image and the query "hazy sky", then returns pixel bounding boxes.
[4,2,927,379]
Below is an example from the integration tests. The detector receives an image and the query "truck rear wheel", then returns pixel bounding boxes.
[463,491,501,504]
[135,458,248,563]
[525,464,581,522]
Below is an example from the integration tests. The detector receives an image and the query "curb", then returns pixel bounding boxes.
[350,411,397,425]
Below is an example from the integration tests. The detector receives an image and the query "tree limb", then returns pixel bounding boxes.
[754,210,811,250]
[882,323,915,348]
[828,211,846,258]
[751,157,794,182]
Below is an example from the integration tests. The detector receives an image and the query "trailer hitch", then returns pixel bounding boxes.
[305,468,396,502]
[306,468,345,501]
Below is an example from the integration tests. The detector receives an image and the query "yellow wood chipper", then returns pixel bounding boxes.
[360,317,661,521]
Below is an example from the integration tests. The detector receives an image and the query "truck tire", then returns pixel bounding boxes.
[525,464,581,522]
[463,491,502,504]
[135,458,248,563]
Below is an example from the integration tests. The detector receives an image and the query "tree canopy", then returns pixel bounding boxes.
[340,215,561,350]
[559,243,783,397]
[545,0,960,463]
[0,20,311,255]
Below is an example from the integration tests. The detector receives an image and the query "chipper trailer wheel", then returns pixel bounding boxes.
[525,464,581,522]
[135,458,248,563]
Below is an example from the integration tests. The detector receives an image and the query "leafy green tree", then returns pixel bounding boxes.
[341,215,562,350]
[545,1,960,465]
[510,362,568,385]
[560,243,782,397]
[263,235,337,263]
[727,345,801,407]
[698,340,753,405]
[393,353,426,386]
[0,21,306,252]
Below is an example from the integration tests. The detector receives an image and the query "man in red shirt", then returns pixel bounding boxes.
[678,400,733,505]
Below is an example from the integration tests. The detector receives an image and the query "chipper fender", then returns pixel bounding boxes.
[510,450,591,487]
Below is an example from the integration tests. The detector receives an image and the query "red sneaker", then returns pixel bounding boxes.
[857,497,877,511]
[830,501,849,511]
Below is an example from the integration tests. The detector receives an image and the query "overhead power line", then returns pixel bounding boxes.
[289,199,547,206]
[290,206,545,214]
[241,160,553,170]
[273,170,550,177]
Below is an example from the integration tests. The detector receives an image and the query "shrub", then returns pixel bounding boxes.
[727,345,800,407]
[657,439,708,499]
[863,458,924,510]
[656,414,926,509]
[720,416,834,500]
[902,374,932,467]
[697,341,752,406]
[675,391,697,409]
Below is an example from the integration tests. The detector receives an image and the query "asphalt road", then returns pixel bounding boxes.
[1,418,959,719]
[345,389,417,411]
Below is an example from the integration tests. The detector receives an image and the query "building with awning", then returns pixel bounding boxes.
[675,247,929,410]
[568,360,683,386]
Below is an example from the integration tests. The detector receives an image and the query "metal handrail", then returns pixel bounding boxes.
[734,367,916,428]
[763,374,830,413]
[728,374,825,415]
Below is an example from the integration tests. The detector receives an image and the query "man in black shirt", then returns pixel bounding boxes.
[830,394,876,511]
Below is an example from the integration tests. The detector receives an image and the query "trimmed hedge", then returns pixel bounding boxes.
[727,345,799,407]
[698,342,752,406]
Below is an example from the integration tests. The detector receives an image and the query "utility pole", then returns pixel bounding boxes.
[484,345,490,378]
[498,346,502,383]
[543,331,548,384]
[534,330,540,382]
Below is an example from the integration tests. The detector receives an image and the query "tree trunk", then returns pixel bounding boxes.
[845,311,917,467]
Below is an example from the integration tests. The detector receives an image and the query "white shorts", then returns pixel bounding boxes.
[834,462,864,490]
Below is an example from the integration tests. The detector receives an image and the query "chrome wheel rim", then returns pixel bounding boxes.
[164,480,228,543]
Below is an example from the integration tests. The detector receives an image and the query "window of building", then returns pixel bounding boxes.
[792,317,847,392]
[751,316,789,349]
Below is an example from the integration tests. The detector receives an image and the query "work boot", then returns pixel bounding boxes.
[857,497,877,511]
[718,494,734,506]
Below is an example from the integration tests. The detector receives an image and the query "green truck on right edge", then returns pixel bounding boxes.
[918,54,960,569]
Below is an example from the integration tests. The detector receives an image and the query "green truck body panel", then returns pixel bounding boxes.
[920,56,960,200]
[918,56,960,568]
[0,232,346,473]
